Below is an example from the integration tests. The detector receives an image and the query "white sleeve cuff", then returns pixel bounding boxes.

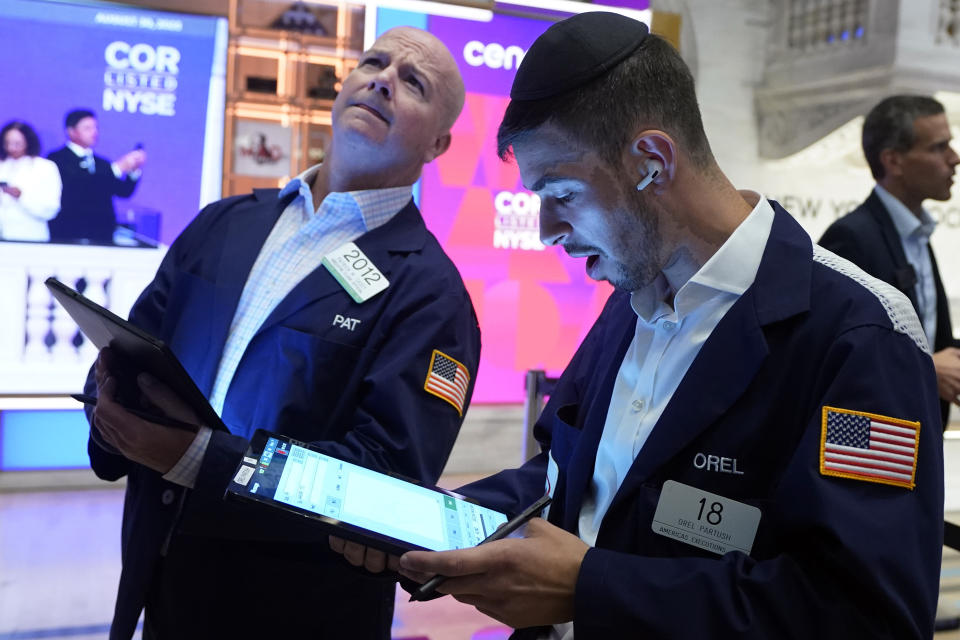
[111,164,141,180]
[162,425,213,488]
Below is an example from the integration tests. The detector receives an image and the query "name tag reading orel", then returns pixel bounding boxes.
[322,242,389,303]
[651,480,761,556]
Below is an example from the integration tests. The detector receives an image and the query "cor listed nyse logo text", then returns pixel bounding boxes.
[103,41,180,116]
[494,191,544,251]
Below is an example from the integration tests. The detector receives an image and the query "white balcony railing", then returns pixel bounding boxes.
[0,242,164,395]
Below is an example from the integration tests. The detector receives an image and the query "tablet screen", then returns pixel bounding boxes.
[230,434,509,552]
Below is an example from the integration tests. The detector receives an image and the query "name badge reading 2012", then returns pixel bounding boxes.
[651,480,761,556]
[322,242,390,303]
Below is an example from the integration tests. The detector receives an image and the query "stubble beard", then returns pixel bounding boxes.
[608,188,663,292]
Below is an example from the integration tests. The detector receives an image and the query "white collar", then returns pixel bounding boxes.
[66,141,92,157]
[630,191,775,322]
[873,184,936,241]
[278,163,412,230]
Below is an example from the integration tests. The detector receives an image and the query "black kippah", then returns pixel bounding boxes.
[510,12,649,101]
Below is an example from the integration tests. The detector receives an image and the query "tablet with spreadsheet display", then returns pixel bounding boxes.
[226,429,512,556]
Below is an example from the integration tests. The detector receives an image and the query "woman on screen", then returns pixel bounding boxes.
[0,120,62,242]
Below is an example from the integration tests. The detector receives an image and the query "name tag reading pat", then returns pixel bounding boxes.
[322,242,389,303]
[651,480,761,556]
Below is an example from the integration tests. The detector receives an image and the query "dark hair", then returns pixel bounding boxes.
[65,108,96,129]
[497,34,713,170]
[0,120,42,159]
[862,95,945,181]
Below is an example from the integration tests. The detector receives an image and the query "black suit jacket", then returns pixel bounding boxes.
[820,190,956,427]
[47,146,138,244]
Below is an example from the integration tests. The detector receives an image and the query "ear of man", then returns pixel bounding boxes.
[628,130,675,193]
[878,147,904,179]
[422,131,453,165]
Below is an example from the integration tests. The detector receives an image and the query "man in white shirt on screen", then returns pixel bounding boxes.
[47,109,145,244]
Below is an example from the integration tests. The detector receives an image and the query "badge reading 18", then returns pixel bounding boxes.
[651,480,761,556]
[322,242,389,303]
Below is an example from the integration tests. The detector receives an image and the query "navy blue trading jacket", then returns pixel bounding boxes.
[461,203,943,639]
[86,189,481,639]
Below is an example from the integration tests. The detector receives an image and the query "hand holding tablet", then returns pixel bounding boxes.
[45,277,227,432]
[72,392,200,432]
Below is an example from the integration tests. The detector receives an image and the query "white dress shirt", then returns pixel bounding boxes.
[163,164,411,487]
[548,192,775,640]
[0,155,62,241]
[873,184,938,347]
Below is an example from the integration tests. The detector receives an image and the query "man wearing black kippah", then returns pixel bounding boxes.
[336,12,943,639]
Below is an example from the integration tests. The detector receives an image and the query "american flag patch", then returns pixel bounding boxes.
[424,350,470,416]
[819,406,920,490]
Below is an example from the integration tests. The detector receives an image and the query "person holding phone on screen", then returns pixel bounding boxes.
[336,13,943,639]
[0,120,61,242]
[47,108,145,244]
[86,27,479,640]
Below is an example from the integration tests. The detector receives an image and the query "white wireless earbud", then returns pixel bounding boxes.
[635,158,664,191]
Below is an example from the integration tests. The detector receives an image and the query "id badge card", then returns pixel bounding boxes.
[651,480,761,556]
[322,242,389,303]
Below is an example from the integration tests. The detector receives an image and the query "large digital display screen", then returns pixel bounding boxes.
[0,0,227,247]
[371,1,649,402]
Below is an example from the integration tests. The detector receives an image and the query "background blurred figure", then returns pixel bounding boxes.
[0,120,61,242]
[47,108,145,245]
[820,95,960,429]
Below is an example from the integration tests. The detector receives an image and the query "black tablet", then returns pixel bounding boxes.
[226,429,511,556]
[45,276,227,432]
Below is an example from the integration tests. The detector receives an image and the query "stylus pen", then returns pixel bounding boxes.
[71,393,200,432]
[409,493,553,602]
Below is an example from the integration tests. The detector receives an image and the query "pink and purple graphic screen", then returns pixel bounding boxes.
[375,8,636,402]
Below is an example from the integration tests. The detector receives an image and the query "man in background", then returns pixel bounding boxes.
[47,108,145,244]
[88,27,480,640]
[820,95,960,429]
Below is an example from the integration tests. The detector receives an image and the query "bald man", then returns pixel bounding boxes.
[86,27,479,640]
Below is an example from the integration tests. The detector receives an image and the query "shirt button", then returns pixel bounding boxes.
[161,489,176,506]
[662,320,676,331]
[631,399,645,412]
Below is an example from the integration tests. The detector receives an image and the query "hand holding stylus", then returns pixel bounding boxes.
[408,493,553,601]
[398,516,589,629]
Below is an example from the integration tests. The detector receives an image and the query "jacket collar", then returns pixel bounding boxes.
[560,202,814,529]
[207,191,428,362]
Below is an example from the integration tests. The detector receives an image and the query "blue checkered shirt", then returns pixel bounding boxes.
[163,164,411,487]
